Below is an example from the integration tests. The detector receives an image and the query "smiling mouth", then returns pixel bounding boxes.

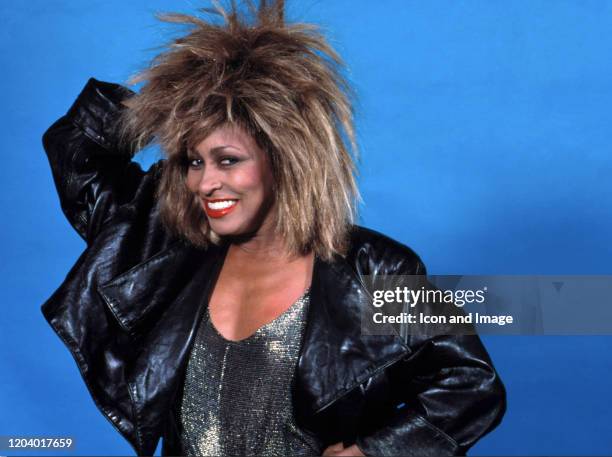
[204,199,238,218]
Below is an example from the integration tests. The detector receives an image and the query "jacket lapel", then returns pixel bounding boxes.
[97,241,196,334]
[295,256,411,417]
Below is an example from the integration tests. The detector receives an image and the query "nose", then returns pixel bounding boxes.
[198,166,223,196]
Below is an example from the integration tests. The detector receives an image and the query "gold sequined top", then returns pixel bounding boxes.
[179,289,322,456]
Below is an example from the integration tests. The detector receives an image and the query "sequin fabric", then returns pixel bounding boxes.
[179,289,322,456]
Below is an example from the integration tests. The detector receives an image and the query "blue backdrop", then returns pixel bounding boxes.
[1,1,611,455]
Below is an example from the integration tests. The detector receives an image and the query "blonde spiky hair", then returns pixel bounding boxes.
[121,0,358,260]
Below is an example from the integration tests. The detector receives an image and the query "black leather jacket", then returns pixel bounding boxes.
[42,79,505,456]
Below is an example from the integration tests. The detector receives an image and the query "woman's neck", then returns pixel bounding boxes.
[226,228,298,264]
[224,233,314,289]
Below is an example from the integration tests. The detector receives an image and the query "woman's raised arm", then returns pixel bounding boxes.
[43,78,159,244]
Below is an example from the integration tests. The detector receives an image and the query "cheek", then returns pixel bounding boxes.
[234,177,260,194]
[185,171,199,193]
[233,169,267,195]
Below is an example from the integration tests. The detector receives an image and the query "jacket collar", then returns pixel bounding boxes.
[98,241,411,417]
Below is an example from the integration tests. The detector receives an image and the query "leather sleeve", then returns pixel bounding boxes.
[42,78,150,244]
[357,335,505,456]
[356,257,506,456]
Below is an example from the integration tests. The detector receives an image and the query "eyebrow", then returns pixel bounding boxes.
[210,145,242,155]
[189,145,243,157]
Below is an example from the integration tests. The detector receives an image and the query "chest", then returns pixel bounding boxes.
[208,253,313,341]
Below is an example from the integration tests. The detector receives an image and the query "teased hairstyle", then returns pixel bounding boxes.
[121,0,358,260]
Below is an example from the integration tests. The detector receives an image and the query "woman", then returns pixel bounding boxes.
[42,2,505,456]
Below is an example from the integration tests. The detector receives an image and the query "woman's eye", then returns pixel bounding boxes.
[187,158,203,169]
[219,157,239,166]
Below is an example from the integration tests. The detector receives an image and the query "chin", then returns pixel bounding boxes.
[207,225,237,237]
[207,221,253,239]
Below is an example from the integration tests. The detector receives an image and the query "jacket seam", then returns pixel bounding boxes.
[127,379,144,455]
[97,287,135,336]
[413,413,460,450]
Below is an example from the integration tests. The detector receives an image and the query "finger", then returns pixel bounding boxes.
[322,441,345,455]
[335,444,365,456]
[336,444,365,457]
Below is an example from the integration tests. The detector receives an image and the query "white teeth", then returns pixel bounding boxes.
[207,200,237,210]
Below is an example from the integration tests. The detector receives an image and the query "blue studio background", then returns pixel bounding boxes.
[1,0,612,455]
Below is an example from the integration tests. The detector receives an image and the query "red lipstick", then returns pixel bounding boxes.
[204,199,238,218]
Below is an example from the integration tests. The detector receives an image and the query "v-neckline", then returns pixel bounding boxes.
[205,287,310,344]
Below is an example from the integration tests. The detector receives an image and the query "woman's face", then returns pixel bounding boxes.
[185,125,276,238]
